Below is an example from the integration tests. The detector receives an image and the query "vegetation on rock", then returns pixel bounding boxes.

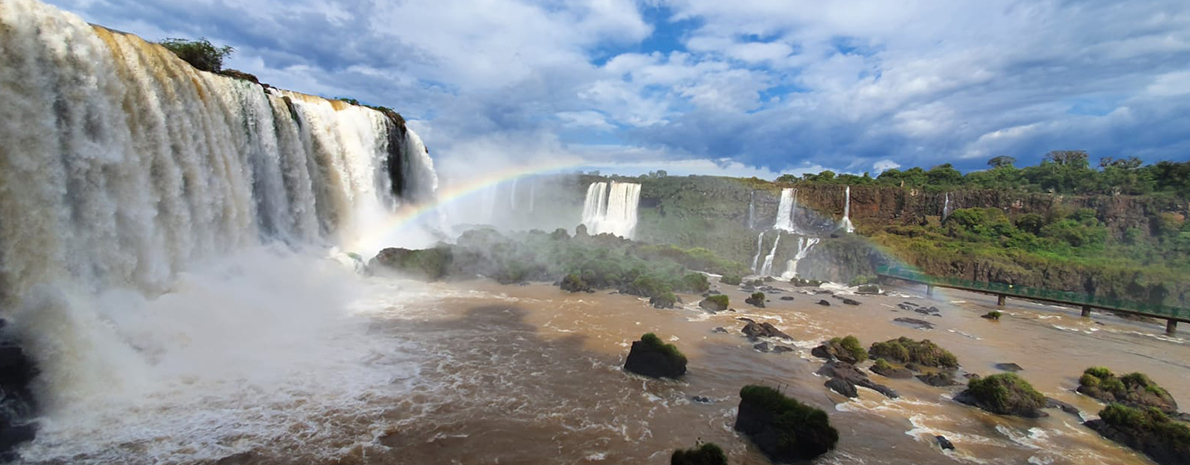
[745,292,765,307]
[670,443,727,465]
[158,38,234,72]
[957,373,1047,417]
[700,295,729,312]
[1078,368,1178,414]
[649,292,678,309]
[868,337,958,368]
[370,247,452,281]
[982,311,1002,320]
[830,335,867,363]
[719,274,742,285]
[734,385,838,462]
[624,333,687,379]
[1085,404,1190,465]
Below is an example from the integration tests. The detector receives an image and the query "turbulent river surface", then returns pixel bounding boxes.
[27,264,1184,465]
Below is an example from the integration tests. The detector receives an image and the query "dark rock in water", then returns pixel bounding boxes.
[841,298,861,306]
[773,345,794,354]
[0,321,37,461]
[671,443,728,465]
[954,373,1048,418]
[898,301,920,310]
[817,300,831,306]
[1045,397,1081,417]
[708,290,721,295]
[753,342,773,353]
[995,363,1024,372]
[699,296,729,312]
[893,317,935,330]
[559,273,591,292]
[735,385,838,462]
[965,373,981,380]
[825,377,858,398]
[936,435,955,451]
[744,293,766,308]
[691,395,713,404]
[812,339,862,364]
[856,285,881,295]
[916,371,958,387]
[780,296,795,301]
[701,292,710,298]
[905,362,923,372]
[914,306,942,316]
[711,327,729,334]
[624,334,687,379]
[870,362,914,379]
[739,319,793,341]
[815,289,833,295]
[817,361,898,399]
[1085,410,1189,465]
[649,293,677,309]
[371,246,453,280]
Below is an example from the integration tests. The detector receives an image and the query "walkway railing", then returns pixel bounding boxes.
[876,265,1189,321]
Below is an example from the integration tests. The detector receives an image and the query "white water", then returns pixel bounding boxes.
[943,192,952,220]
[774,188,796,232]
[0,1,437,461]
[748,191,755,229]
[760,234,782,276]
[510,177,519,210]
[528,178,536,212]
[841,186,855,233]
[780,237,821,279]
[580,181,641,239]
[750,232,765,273]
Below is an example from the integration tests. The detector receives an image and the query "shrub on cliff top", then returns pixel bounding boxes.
[670,443,727,465]
[641,333,686,364]
[158,38,234,72]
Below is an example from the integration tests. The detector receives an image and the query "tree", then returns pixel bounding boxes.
[1044,150,1090,168]
[776,174,797,183]
[987,156,1016,168]
[158,38,235,73]
[926,163,963,186]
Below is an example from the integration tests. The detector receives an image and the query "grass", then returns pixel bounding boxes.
[868,337,958,368]
[966,373,1046,413]
[706,294,729,308]
[1098,404,1190,445]
[830,335,868,362]
[641,333,687,364]
[670,443,727,465]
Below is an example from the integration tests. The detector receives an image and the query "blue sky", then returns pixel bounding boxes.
[48,0,1190,179]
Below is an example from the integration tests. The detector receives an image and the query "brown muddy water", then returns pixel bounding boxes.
[325,276,1188,465]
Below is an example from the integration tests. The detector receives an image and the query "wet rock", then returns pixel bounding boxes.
[893,317,935,330]
[817,300,831,306]
[1077,368,1178,414]
[370,246,453,281]
[691,396,712,404]
[711,327,729,334]
[744,292,766,308]
[916,371,959,387]
[815,290,834,295]
[1085,408,1189,465]
[825,377,858,398]
[816,361,898,399]
[897,302,920,311]
[739,318,793,341]
[812,339,862,364]
[954,373,1048,418]
[649,293,676,309]
[773,345,794,354]
[870,362,914,379]
[936,435,955,451]
[841,298,861,306]
[914,306,941,316]
[856,285,881,295]
[708,290,721,295]
[735,385,838,462]
[0,321,37,461]
[699,296,729,312]
[1045,397,1081,417]
[780,296,795,301]
[994,363,1024,372]
[753,342,793,354]
[624,334,687,379]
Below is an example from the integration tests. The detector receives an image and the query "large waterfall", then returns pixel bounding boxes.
[840,186,855,234]
[780,237,820,279]
[0,1,438,461]
[774,188,796,232]
[580,181,641,239]
[750,232,764,273]
[759,234,782,276]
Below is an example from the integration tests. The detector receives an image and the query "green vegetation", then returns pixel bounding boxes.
[873,358,892,372]
[1099,404,1190,444]
[829,335,867,363]
[719,274,742,285]
[868,337,958,368]
[649,292,678,309]
[965,373,1046,414]
[737,385,838,459]
[158,38,234,72]
[984,311,1002,320]
[641,333,686,364]
[370,247,452,280]
[750,292,765,301]
[670,443,727,465]
[706,295,729,309]
[1078,367,1178,413]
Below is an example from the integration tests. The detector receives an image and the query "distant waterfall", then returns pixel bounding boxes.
[840,186,855,233]
[528,179,536,212]
[748,191,755,229]
[780,237,820,279]
[509,177,519,210]
[760,234,782,276]
[942,192,951,220]
[750,232,764,273]
[774,188,796,232]
[580,181,641,239]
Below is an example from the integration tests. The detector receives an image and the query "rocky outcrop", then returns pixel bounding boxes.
[370,246,452,280]
[936,435,955,451]
[670,443,727,465]
[1085,404,1190,465]
[0,322,37,461]
[870,359,914,379]
[892,317,935,330]
[1077,368,1178,414]
[954,373,1047,417]
[744,292,766,308]
[699,295,729,312]
[995,363,1023,372]
[623,334,686,379]
[917,371,959,387]
[753,342,794,354]
[734,385,838,462]
[738,318,792,341]
[817,361,898,399]
[811,336,866,364]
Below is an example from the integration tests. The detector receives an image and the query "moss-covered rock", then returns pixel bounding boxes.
[624,333,687,379]
[868,337,958,369]
[1084,404,1190,465]
[870,358,914,379]
[670,443,727,465]
[745,292,766,308]
[699,295,729,312]
[981,310,1002,320]
[734,385,838,462]
[1077,368,1178,414]
[719,274,742,286]
[954,373,1047,417]
[370,246,452,280]
[791,277,823,287]
[650,292,678,309]
[560,274,591,293]
[811,336,866,364]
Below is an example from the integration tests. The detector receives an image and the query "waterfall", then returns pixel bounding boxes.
[748,191,755,229]
[509,177,519,210]
[750,232,764,273]
[760,234,782,276]
[580,181,641,239]
[0,1,440,458]
[774,188,795,231]
[840,186,855,233]
[942,192,951,220]
[528,178,536,213]
[780,237,820,279]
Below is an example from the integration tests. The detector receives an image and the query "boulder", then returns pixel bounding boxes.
[738,318,793,341]
[811,336,866,364]
[898,301,920,311]
[753,342,794,354]
[916,371,959,387]
[856,285,882,295]
[994,363,1023,373]
[734,385,838,462]
[1045,397,1081,417]
[0,322,37,461]
[1085,404,1189,465]
[699,295,729,312]
[936,435,955,451]
[817,300,831,306]
[691,396,713,404]
[892,317,935,330]
[370,246,452,280]
[825,377,858,398]
[954,373,1047,418]
[711,327,729,334]
[816,360,898,399]
[841,298,861,306]
[744,292,766,308]
[649,292,677,309]
[671,443,727,465]
[868,337,958,369]
[1076,368,1178,414]
[779,296,795,301]
[623,334,687,379]
[559,273,591,293]
[870,359,914,379]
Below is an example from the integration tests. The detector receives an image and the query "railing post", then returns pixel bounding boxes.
[1167,320,1178,336]
[1081,305,1092,318]
[997,294,1006,306]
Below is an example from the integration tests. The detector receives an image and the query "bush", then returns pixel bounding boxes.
[719,274,742,285]
[650,292,678,309]
[869,337,958,368]
[736,385,838,460]
[158,38,234,72]
[681,273,711,293]
[706,295,729,309]
[869,340,909,362]
[670,443,727,465]
[873,358,892,372]
[641,333,686,364]
[965,373,1046,414]
[832,335,867,363]
[984,310,1002,320]
[751,292,765,301]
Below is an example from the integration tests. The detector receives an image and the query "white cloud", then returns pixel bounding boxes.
[872,159,900,173]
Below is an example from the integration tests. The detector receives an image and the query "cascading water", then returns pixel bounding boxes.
[528,178,536,213]
[774,188,796,232]
[760,234,782,276]
[510,177,519,210]
[748,191,755,229]
[0,1,438,461]
[750,232,765,273]
[840,186,855,234]
[580,181,641,239]
[942,192,951,220]
[780,237,821,279]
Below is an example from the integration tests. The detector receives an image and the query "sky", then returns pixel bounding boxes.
[48,0,1190,179]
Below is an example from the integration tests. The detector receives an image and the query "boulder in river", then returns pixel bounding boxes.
[1077,367,1178,414]
[825,377,858,398]
[892,317,935,330]
[856,284,881,295]
[817,360,899,399]
[841,298,861,306]
[370,246,453,280]
[738,318,793,341]
[649,292,677,309]
[0,321,37,461]
[994,363,1023,372]
[711,327,729,334]
[870,358,914,379]
[936,435,955,451]
[753,342,794,354]
[779,296,795,301]
[811,336,867,364]
[744,292,766,308]
[734,385,838,462]
[817,300,831,306]
[699,295,729,312]
[869,337,958,370]
[916,371,959,387]
[1084,404,1189,465]
[671,443,727,465]
[953,373,1047,417]
[623,333,687,379]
